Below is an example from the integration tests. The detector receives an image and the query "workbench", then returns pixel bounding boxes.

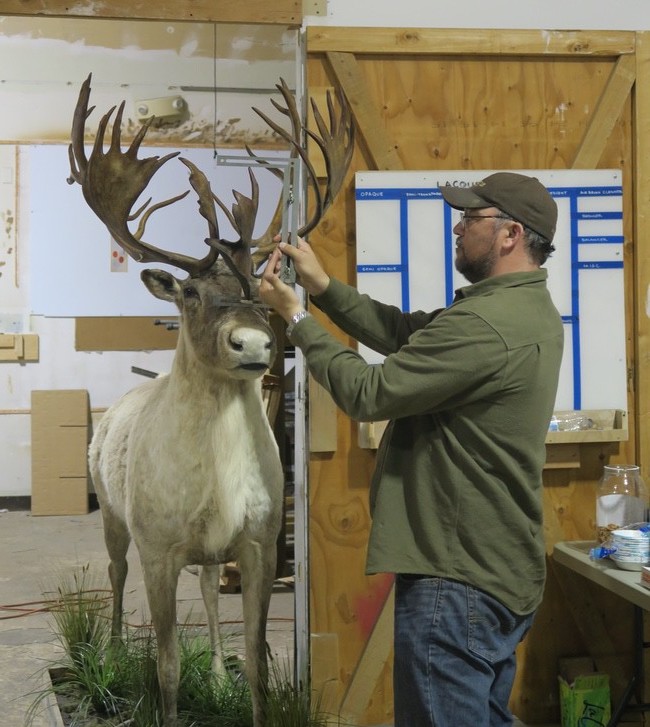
[553,540,650,726]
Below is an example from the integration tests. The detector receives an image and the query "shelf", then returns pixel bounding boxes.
[545,409,627,444]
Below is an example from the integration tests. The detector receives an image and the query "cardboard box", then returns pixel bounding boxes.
[558,657,611,727]
[31,390,90,516]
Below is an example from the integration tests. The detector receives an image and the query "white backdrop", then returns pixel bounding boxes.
[27,145,287,316]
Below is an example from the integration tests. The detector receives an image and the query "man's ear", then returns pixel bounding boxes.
[500,221,522,253]
[508,221,524,238]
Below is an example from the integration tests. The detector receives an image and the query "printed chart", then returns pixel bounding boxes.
[355,170,625,412]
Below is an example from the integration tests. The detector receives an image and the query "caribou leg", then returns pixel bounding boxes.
[142,558,181,727]
[100,510,130,640]
[239,540,278,727]
[199,564,227,677]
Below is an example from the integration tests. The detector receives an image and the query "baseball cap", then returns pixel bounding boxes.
[438,172,557,242]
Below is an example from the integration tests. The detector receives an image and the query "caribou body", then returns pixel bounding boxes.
[69,75,353,727]
[89,266,282,726]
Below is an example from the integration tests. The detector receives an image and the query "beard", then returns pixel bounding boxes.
[454,243,498,284]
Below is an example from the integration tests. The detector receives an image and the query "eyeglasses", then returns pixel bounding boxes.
[458,213,512,227]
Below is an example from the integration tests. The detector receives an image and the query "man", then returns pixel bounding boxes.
[260,172,564,727]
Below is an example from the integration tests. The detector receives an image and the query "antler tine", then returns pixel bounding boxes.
[68,75,214,275]
[67,74,95,186]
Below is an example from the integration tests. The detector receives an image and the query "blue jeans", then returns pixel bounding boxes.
[394,574,535,727]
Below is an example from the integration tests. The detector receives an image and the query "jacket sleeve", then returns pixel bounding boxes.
[291,303,508,422]
[311,278,442,356]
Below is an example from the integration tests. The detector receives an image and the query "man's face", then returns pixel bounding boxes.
[452,207,504,283]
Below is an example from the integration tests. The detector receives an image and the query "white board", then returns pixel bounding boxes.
[355,169,625,413]
[27,145,287,317]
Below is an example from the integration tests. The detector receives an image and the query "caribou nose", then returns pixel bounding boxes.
[229,327,273,362]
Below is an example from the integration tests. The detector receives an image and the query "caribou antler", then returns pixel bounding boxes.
[248,78,355,266]
[68,73,354,285]
[68,74,220,276]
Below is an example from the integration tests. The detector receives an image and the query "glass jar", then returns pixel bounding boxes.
[596,464,648,543]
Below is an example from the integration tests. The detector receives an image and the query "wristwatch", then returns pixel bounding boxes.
[286,310,311,337]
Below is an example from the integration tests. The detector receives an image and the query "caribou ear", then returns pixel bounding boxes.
[141,269,181,302]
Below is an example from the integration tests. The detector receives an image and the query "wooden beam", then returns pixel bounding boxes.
[309,376,337,452]
[308,27,635,57]
[325,51,404,171]
[0,0,302,25]
[635,32,650,476]
[339,583,394,722]
[572,54,636,168]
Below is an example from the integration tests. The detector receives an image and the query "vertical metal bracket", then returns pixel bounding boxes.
[215,153,300,284]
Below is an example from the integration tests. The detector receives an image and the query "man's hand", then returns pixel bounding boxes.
[277,237,330,296]
[259,244,303,323]
[260,236,331,323]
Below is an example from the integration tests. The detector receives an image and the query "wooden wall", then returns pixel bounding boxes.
[306,28,648,725]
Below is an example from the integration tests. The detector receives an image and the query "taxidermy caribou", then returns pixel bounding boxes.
[68,73,353,727]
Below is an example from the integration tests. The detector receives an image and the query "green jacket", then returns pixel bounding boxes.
[291,269,564,614]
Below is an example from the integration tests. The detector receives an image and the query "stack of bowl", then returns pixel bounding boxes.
[610,528,650,570]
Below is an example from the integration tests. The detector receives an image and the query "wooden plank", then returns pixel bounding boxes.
[635,33,650,485]
[572,54,636,168]
[308,27,635,57]
[0,0,302,25]
[310,632,341,716]
[339,583,395,722]
[325,51,404,171]
[309,376,337,452]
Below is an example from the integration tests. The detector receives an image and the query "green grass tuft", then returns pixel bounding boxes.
[28,565,336,726]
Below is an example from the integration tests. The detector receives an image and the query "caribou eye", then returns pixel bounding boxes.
[183,286,199,299]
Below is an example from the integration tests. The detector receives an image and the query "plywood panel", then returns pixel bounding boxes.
[307,30,637,726]
[352,55,627,171]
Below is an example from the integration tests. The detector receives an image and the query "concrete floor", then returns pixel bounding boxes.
[0,508,295,727]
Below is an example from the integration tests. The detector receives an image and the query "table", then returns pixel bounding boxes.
[553,540,650,726]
